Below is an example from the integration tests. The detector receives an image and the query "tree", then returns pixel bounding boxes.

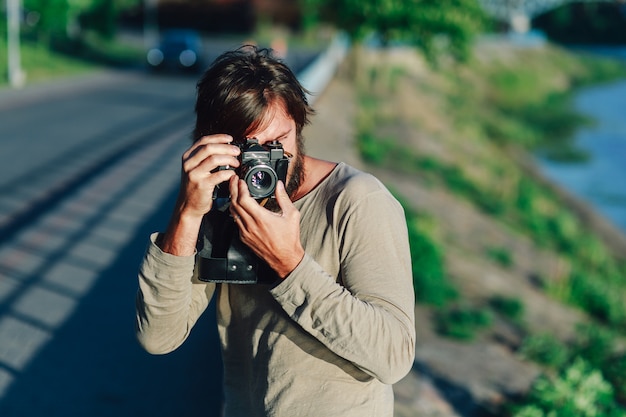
[303,0,487,63]
[23,0,140,44]
[24,0,72,43]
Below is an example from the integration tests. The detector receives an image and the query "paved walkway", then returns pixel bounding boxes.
[0,90,229,414]
[0,118,183,381]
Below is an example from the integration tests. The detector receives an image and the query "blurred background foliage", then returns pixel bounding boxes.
[22,0,139,42]
[534,1,626,45]
[2,0,490,73]
[302,0,487,62]
[3,0,626,78]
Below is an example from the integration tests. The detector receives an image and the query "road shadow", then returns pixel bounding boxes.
[0,187,224,417]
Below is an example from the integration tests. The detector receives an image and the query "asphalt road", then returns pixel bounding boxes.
[0,71,222,417]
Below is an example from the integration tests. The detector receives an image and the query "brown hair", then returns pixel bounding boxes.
[193,46,314,143]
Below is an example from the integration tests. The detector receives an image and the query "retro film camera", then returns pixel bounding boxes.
[196,138,290,284]
[213,138,289,200]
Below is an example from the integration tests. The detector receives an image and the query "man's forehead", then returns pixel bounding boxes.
[248,102,294,137]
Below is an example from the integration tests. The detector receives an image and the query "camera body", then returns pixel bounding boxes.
[214,138,289,200]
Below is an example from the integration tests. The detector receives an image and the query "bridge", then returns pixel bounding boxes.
[478,0,622,32]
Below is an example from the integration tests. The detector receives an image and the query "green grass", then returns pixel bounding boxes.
[0,40,96,86]
[451,46,626,160]
[0,32,144,88]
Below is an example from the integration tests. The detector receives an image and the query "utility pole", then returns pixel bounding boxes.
[7,0,26,88]
[144,0,159,49]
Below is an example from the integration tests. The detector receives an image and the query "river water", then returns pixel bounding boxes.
[537,64,626,233]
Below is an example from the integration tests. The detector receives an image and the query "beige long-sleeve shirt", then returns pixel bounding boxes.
[136,162,416,417]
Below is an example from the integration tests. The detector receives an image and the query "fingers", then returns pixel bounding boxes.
[230,180,297,224]
[183,134,241,174]
[229,177,265,229]
[184,134,232,158]
[229,177,254,218]
[274,180,301,227]
[274,181,291,213]
[176,134,241,217]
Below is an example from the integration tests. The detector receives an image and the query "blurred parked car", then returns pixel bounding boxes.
[146,29,205,72]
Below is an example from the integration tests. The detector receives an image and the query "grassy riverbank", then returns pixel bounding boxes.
[354,41,626,415]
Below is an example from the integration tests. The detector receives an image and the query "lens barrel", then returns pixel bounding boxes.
[241,162,278,199]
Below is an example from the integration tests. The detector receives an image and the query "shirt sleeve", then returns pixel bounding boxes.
[270,189,416,385]
[135,232,216,354]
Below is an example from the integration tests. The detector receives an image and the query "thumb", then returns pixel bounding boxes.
[275,181,293,212]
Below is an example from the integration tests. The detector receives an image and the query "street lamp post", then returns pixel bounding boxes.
[7,0,26,87]
[144,0,159,49]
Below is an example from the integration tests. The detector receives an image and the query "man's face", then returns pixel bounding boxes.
[246,102,304,201]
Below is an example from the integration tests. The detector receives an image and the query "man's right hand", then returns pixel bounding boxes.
[159,134,241,256]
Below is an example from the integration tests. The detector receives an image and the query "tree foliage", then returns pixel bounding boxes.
[302,0,487,62]
[534,3,626,45]
[23,0,139,43]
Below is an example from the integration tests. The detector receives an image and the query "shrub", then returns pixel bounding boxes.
[602,353,626,405]
[572,324,616,368]
[571,324,626,405]
[357,131,389,164]
[404,209,457,307]
[519,334,570,369]
[490,295,524,321]
[435,304,493,340]
[568,272,626,328]
[513,358,626,417]
[486,247,514,268]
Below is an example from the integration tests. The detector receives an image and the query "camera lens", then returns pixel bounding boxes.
[250,171,272,190]
[243,164,277,199]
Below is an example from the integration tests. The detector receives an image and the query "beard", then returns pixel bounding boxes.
[286,152,304,197]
